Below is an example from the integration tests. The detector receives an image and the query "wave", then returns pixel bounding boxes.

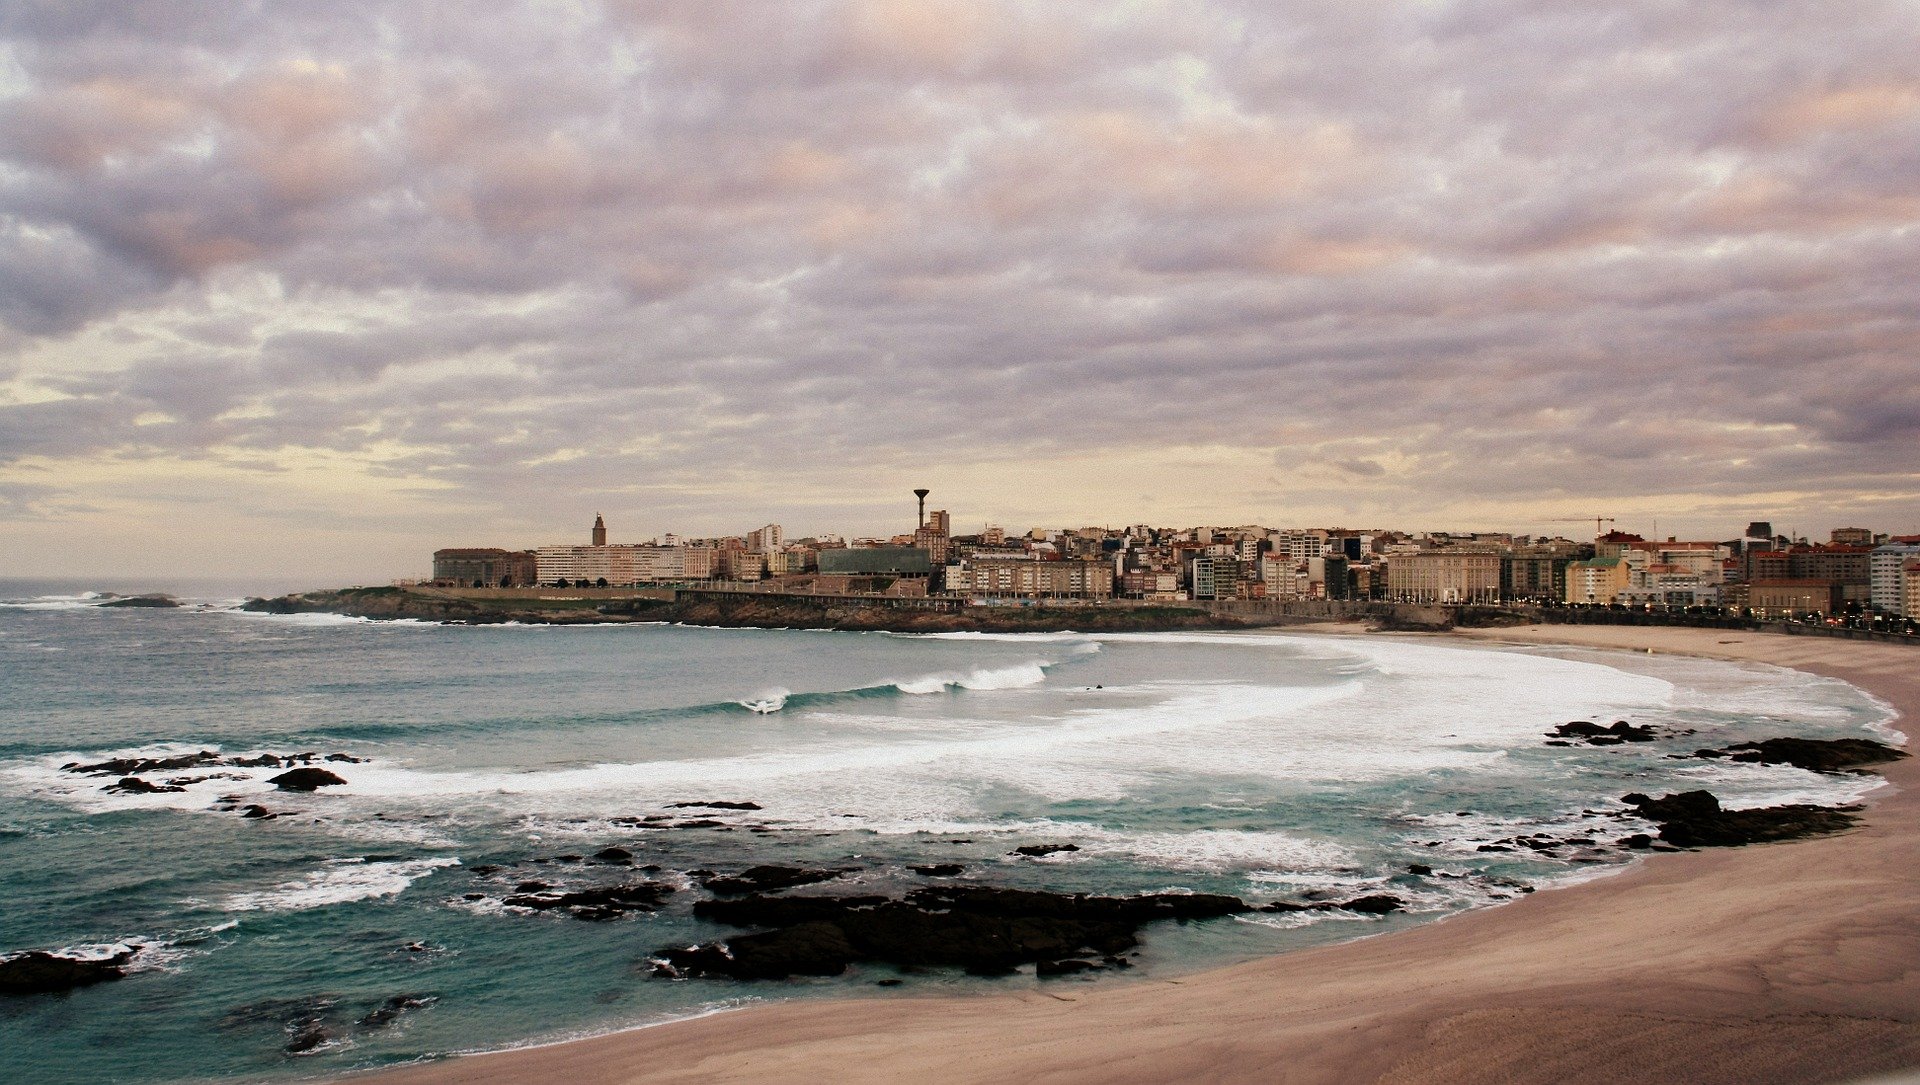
[0,592,109,610]
[737,689,789,714]
[217,857,460,913]
[714,660,1057,714]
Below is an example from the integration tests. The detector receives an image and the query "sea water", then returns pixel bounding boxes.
[0,578,1900,1084]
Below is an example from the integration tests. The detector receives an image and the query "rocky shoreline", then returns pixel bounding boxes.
[240,586,1261,634]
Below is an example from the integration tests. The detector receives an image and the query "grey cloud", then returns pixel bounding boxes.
[0,0,1917,545]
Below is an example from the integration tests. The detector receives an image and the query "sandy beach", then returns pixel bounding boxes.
[358,625,1920,1085]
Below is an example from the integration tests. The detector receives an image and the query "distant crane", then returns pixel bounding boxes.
[1546,516,1617,537]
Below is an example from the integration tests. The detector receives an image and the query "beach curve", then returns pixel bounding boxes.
[349,624,1920,1085]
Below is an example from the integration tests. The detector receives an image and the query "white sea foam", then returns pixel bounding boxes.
[890,660,1052,694]
[1073,827,1356,873]
[218,857,459,913]
[0,592,108,610]
[738,689,789,713]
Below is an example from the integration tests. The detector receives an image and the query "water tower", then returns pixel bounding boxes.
[914,488,930,529]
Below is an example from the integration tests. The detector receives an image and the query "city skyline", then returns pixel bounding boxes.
[4,3,1919,579]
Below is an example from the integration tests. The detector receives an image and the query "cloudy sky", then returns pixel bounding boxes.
[3,1,1917,579]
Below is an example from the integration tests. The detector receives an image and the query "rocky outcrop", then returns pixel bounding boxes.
[500,881,673,920]
[243,588,1250,633]
[1697,737,1908,774]
[653,886,1252,980]
[269,768,347,791]
[1549,720,1659,745]
[1621,790,1859,847]
[0,948,137,995]
[95,594,180,608]
[701,866,850,895]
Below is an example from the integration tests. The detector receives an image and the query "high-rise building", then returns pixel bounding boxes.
[1870,542,1920,614]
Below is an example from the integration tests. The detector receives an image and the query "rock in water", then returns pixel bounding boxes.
[0,949,136,995]
[1013,843,1080,857]
[269,768,347,792]
[104,777,186,794]
[701,865,848,895]
[1713,737,1909,774]
[656,886,1251,981]
[1622,790,1859,847]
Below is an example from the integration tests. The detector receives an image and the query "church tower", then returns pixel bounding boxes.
[591,513,607,547]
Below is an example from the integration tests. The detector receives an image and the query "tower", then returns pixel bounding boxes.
[592,513,607,547]
[914,488,930,529]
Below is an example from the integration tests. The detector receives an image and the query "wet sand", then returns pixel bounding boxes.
[357,625,1920,1085]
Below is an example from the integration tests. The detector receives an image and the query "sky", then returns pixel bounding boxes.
[2,1,1918,580]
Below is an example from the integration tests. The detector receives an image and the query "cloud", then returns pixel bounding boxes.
[1,0,1918,575]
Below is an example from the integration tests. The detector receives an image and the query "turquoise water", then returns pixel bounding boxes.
[0,578,1899,1083]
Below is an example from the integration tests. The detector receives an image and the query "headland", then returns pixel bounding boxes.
[348,623,1920,1085]
[240,585,1280,634]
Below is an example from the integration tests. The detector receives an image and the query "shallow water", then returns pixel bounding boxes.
[0,579,1898,1084]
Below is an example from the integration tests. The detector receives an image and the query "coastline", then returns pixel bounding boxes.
[351,624,1920,1085]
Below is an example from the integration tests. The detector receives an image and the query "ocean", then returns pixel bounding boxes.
[0,578,1899,1084]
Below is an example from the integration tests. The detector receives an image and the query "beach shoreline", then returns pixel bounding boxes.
[349,623,1920,1085]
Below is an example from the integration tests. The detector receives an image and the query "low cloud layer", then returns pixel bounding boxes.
[2,1,1917,575]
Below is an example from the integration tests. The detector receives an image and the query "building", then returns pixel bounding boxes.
[745,524,783,552]
[1830,527,1875,546]
[1904,561,1920,620]
[1387,551,1502,603]
[817,546,934,577]
[952,558,1113,599]
[1869,542,1920,615]
[1565,557,1631,604]
[1749,579,1843,616]
[1502,549,1570,602]
[432,548,537,587]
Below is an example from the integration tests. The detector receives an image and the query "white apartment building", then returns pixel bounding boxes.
[1872,543,1920,615]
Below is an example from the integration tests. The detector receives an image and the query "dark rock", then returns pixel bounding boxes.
[324,753,368,763]
[592,847,634,863]
[1551,720,1657,744]
[0,948,136,995]
[1035,958,1100,977]
[1406,864,1433,876]
[657,920,856,980]
[703,865,850,895]
[875,978,903,987]
[1619,834,1654,849]
[673,820,725,829]
[515,880,552,892]
[269,767,347,792]
[238,804,274,819]
[1622,790,1860,848]
[68,751,220,777]
[468,864,502,876]
[910,864,965,877]
[355,993,437,1030]
[284,1026,333,1054]
[1339,895,1403,914]
[663,886,1250,981]
[503,881,673,919]
[1013,843,1080,857]
[666,801,763,811]
[1475,844,1512,852]
[105,776,185,794]
[1713,738,1908,775]
[228,755,283,768]
[97,594,180,608]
